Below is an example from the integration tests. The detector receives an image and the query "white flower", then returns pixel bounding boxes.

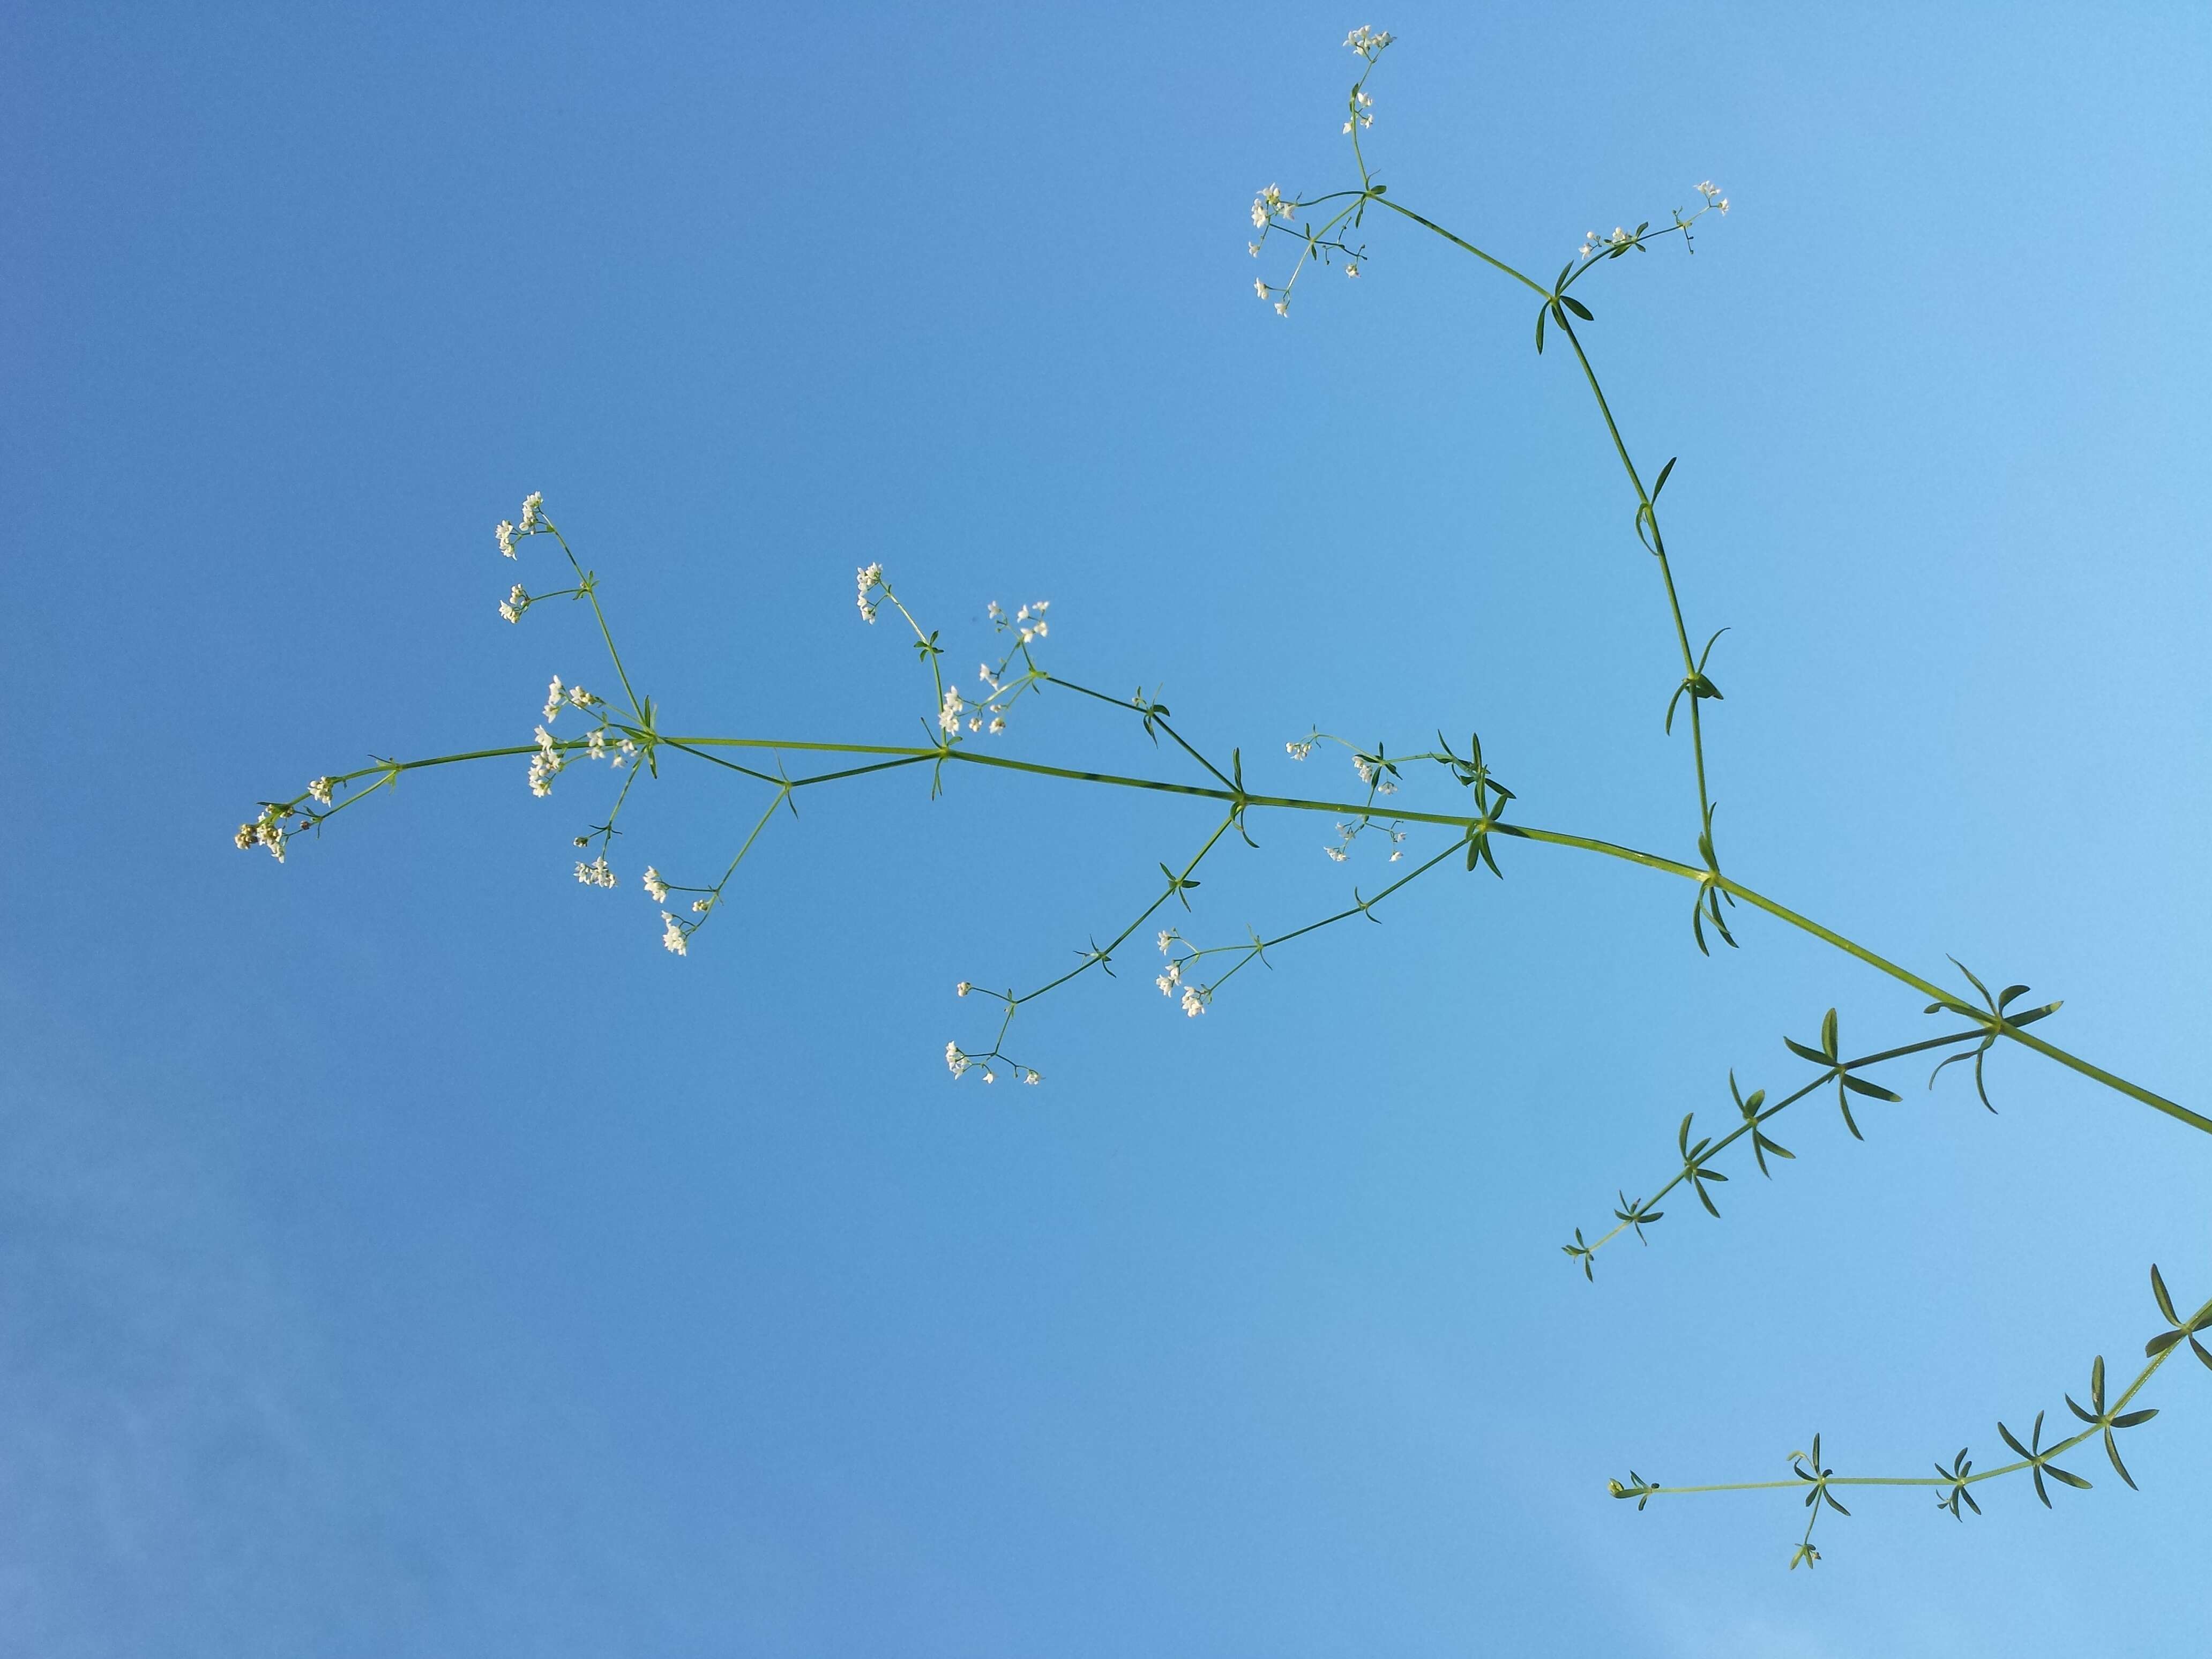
[956,981,972,997]
[500,582,528,623]
[691,898,709,913]
[237,808,289,862]
[643,866,670,903]
[496,520,517,558]
[1156,960,1182,995]
[308,777,334,806]
[1353,755,1377,785]
[519,491,544,532]
[939,687,965,734]
[856,562,883,623]
[1156,930,1175,953]
[575,855,616,888]
[1344,26,1394,55]
[1255,278,1269,300]
[586,729,607,762]
[946,1041,969,1078]
[1180,984,1207,1018]
[661,911,689,955]
[1286,736,1316,760]
[1389,849,1403,861]
[1251,183,1289,230]
[1346,262,1360,278]
[1022,1070,1041,1085]
[528,724,563,796]
[566,684,593,708]
[1325,845,1348,862]
[988,716,1005,735]
[1275,300,1289,316]
[1248,242,1261,257]
[543,676,565,721]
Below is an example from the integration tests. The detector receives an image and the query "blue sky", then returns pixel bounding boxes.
[5,2,2210,1653]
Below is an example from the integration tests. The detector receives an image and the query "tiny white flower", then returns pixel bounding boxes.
[519,492,543,532]
[1022,1070,1041,1085]
[856,562,883,623]
[308,777,334,806]
[691,899,709,914]
[1325,846,1348,862]
[661,911,688,955]
[574,855,617,889]
[1346,262,1360,279]
[988,716,1005,735]
[1180,984,1207,1018]
[566,684,593,708]
[543,676,565,721]
[956,981,972,997]
[939,686,965,734]
[643,866,669,903]
[1156,930,1174,953]
[496,520,517,558]
[946,1041,968,1078]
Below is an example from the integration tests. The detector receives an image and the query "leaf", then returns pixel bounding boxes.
[1820,1008,1839,1060]
[1842,1073,1903,1103]
[2152,1265,2179,1326]
[1534,308,1547,354]
[2111,1408,2158,1429]
[1653,457,1677,498]
[1784,1036,1832,1066]
[1560,295,1594,320]
[2045,1465,2093,1491]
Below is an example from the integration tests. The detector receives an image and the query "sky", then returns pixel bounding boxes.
[4,2,2211,1653]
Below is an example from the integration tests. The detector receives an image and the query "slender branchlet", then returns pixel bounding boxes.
[1609,1268,2212,1568]
[231,28,2207,1565]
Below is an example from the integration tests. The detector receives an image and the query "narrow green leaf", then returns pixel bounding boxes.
[1653,457,1677,498]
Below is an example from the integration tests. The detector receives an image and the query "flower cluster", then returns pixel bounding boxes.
[542,676,596,722]
[574,855,617,888]
[496,491,546,559]
[233,805,290,862]
[1344,24,1394,59]
[528,725,563,796]
[499,582,529,624]
[643,866,669,905]
[1695,179,1731,213]
[1154,929,1210,1017]
[1250,183,1293,233]
[944,1040,1041,1085]
[856,562,884,623]
[660,910,688,955]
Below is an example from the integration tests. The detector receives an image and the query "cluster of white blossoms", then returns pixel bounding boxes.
[643,866,670,904]
[1579,225,1636,257]
[944,1041,1041,1085]
[987,599,1049,646]
[1154,930,1210,1017]
[528,726,564,796]
[1342,86,1374,134]
[659,910,687,955]
[1344,24,1393,58]
[499,582,529,624]
[1325,818,1407,863]
[1285,733,1319,761]
[939,686,966,734]
[1695,180,1731,213]
[233,805,289,862]
[1351,752,1399,795]
[495,491,545,559]
[542,676,596,722]
[574,855,616,888]
[1250,183,1292,232]
[856,562,884,623]
[308,777,335,806]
